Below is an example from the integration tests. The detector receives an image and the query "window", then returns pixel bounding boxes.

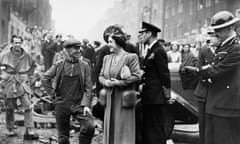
[236,9,240,18]
[197,20,202,32]
[164,25,169,39]
[178,0,183,13]
[171,4,175,16]
[170,24,174,39]
[177,19,183,37]
[190,0,194,15]
[206,18,211,26]
[152,4,158,21]
[197,0,204,10]
[143,6,151,18]
[165,6,169,19]
[206,0,211,7]
[17,28,20,35]
[1,20,5,32]
[11,25,14,36]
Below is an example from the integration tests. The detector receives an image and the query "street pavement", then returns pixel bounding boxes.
[0,112,196,144]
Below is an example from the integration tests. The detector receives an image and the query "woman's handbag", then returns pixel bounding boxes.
[99,88,107,106]
[119,55,137,108]
[121,89,137,108]
[120,65,131,80]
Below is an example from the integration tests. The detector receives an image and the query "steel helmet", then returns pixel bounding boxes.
[211,11,240,30]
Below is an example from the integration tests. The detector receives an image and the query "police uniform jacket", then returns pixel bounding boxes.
[194,46,214,101]
[141,41,170,104]
[199,36,240,117]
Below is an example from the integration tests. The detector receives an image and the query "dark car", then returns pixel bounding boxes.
[168,63,199,143]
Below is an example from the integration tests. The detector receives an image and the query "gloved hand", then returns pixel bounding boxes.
[83,106,92,116]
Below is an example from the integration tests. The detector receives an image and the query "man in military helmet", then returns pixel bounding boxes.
[186,11,240,144]
[42,38,94,144]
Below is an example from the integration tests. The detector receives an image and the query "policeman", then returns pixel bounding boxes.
[139,22,171,144]
[189,11,240,144]
[42,38,95,144]
[193,28,215,144]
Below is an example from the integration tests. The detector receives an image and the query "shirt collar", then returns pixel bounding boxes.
[148,39,158,50]
[221,32,237,47]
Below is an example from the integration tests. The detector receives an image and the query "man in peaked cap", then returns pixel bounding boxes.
[42,38,95,144]
[138,21,171,144]
[139,21,161,34]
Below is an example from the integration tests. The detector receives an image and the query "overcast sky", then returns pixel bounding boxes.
[50,0,115,39]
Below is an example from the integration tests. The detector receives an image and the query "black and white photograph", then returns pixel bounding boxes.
[0,0,239,144]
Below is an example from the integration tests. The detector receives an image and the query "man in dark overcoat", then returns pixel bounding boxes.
[139,21,171,144]
[193,38,215,144]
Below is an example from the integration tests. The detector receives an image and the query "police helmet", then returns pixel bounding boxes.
[211,11,240,30]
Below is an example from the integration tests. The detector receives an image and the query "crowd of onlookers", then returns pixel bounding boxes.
[0,10,239,143]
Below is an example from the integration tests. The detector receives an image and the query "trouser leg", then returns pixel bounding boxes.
[5,98,16,131]
[135,100,143,144]
[212,115,240,144]
[6,108,15,131]
[55,104,71,144]
[205,114,214,144]
[142,104,166,144]
[198,100,206,144]
[21,94,34,128]
[74,114,95,144]
[24,109,34,128]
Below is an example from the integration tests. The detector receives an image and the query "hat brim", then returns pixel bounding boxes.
[64,44,81,49]
[211,18,240,30]
[138,28,147,33]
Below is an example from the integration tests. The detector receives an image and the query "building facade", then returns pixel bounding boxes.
[0,1,11,45]
[163,0,240,43]
[0,0,53,45]
[90,0,164,43]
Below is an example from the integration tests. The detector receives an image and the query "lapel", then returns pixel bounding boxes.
[216,36,237,53]
[105,53,127,79]
[144,42,158,61]
[77,60,84,91]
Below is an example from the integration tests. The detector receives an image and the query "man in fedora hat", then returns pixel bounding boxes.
[42,38,95,144]
[139,21,171,144]
[186,10,240,144]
